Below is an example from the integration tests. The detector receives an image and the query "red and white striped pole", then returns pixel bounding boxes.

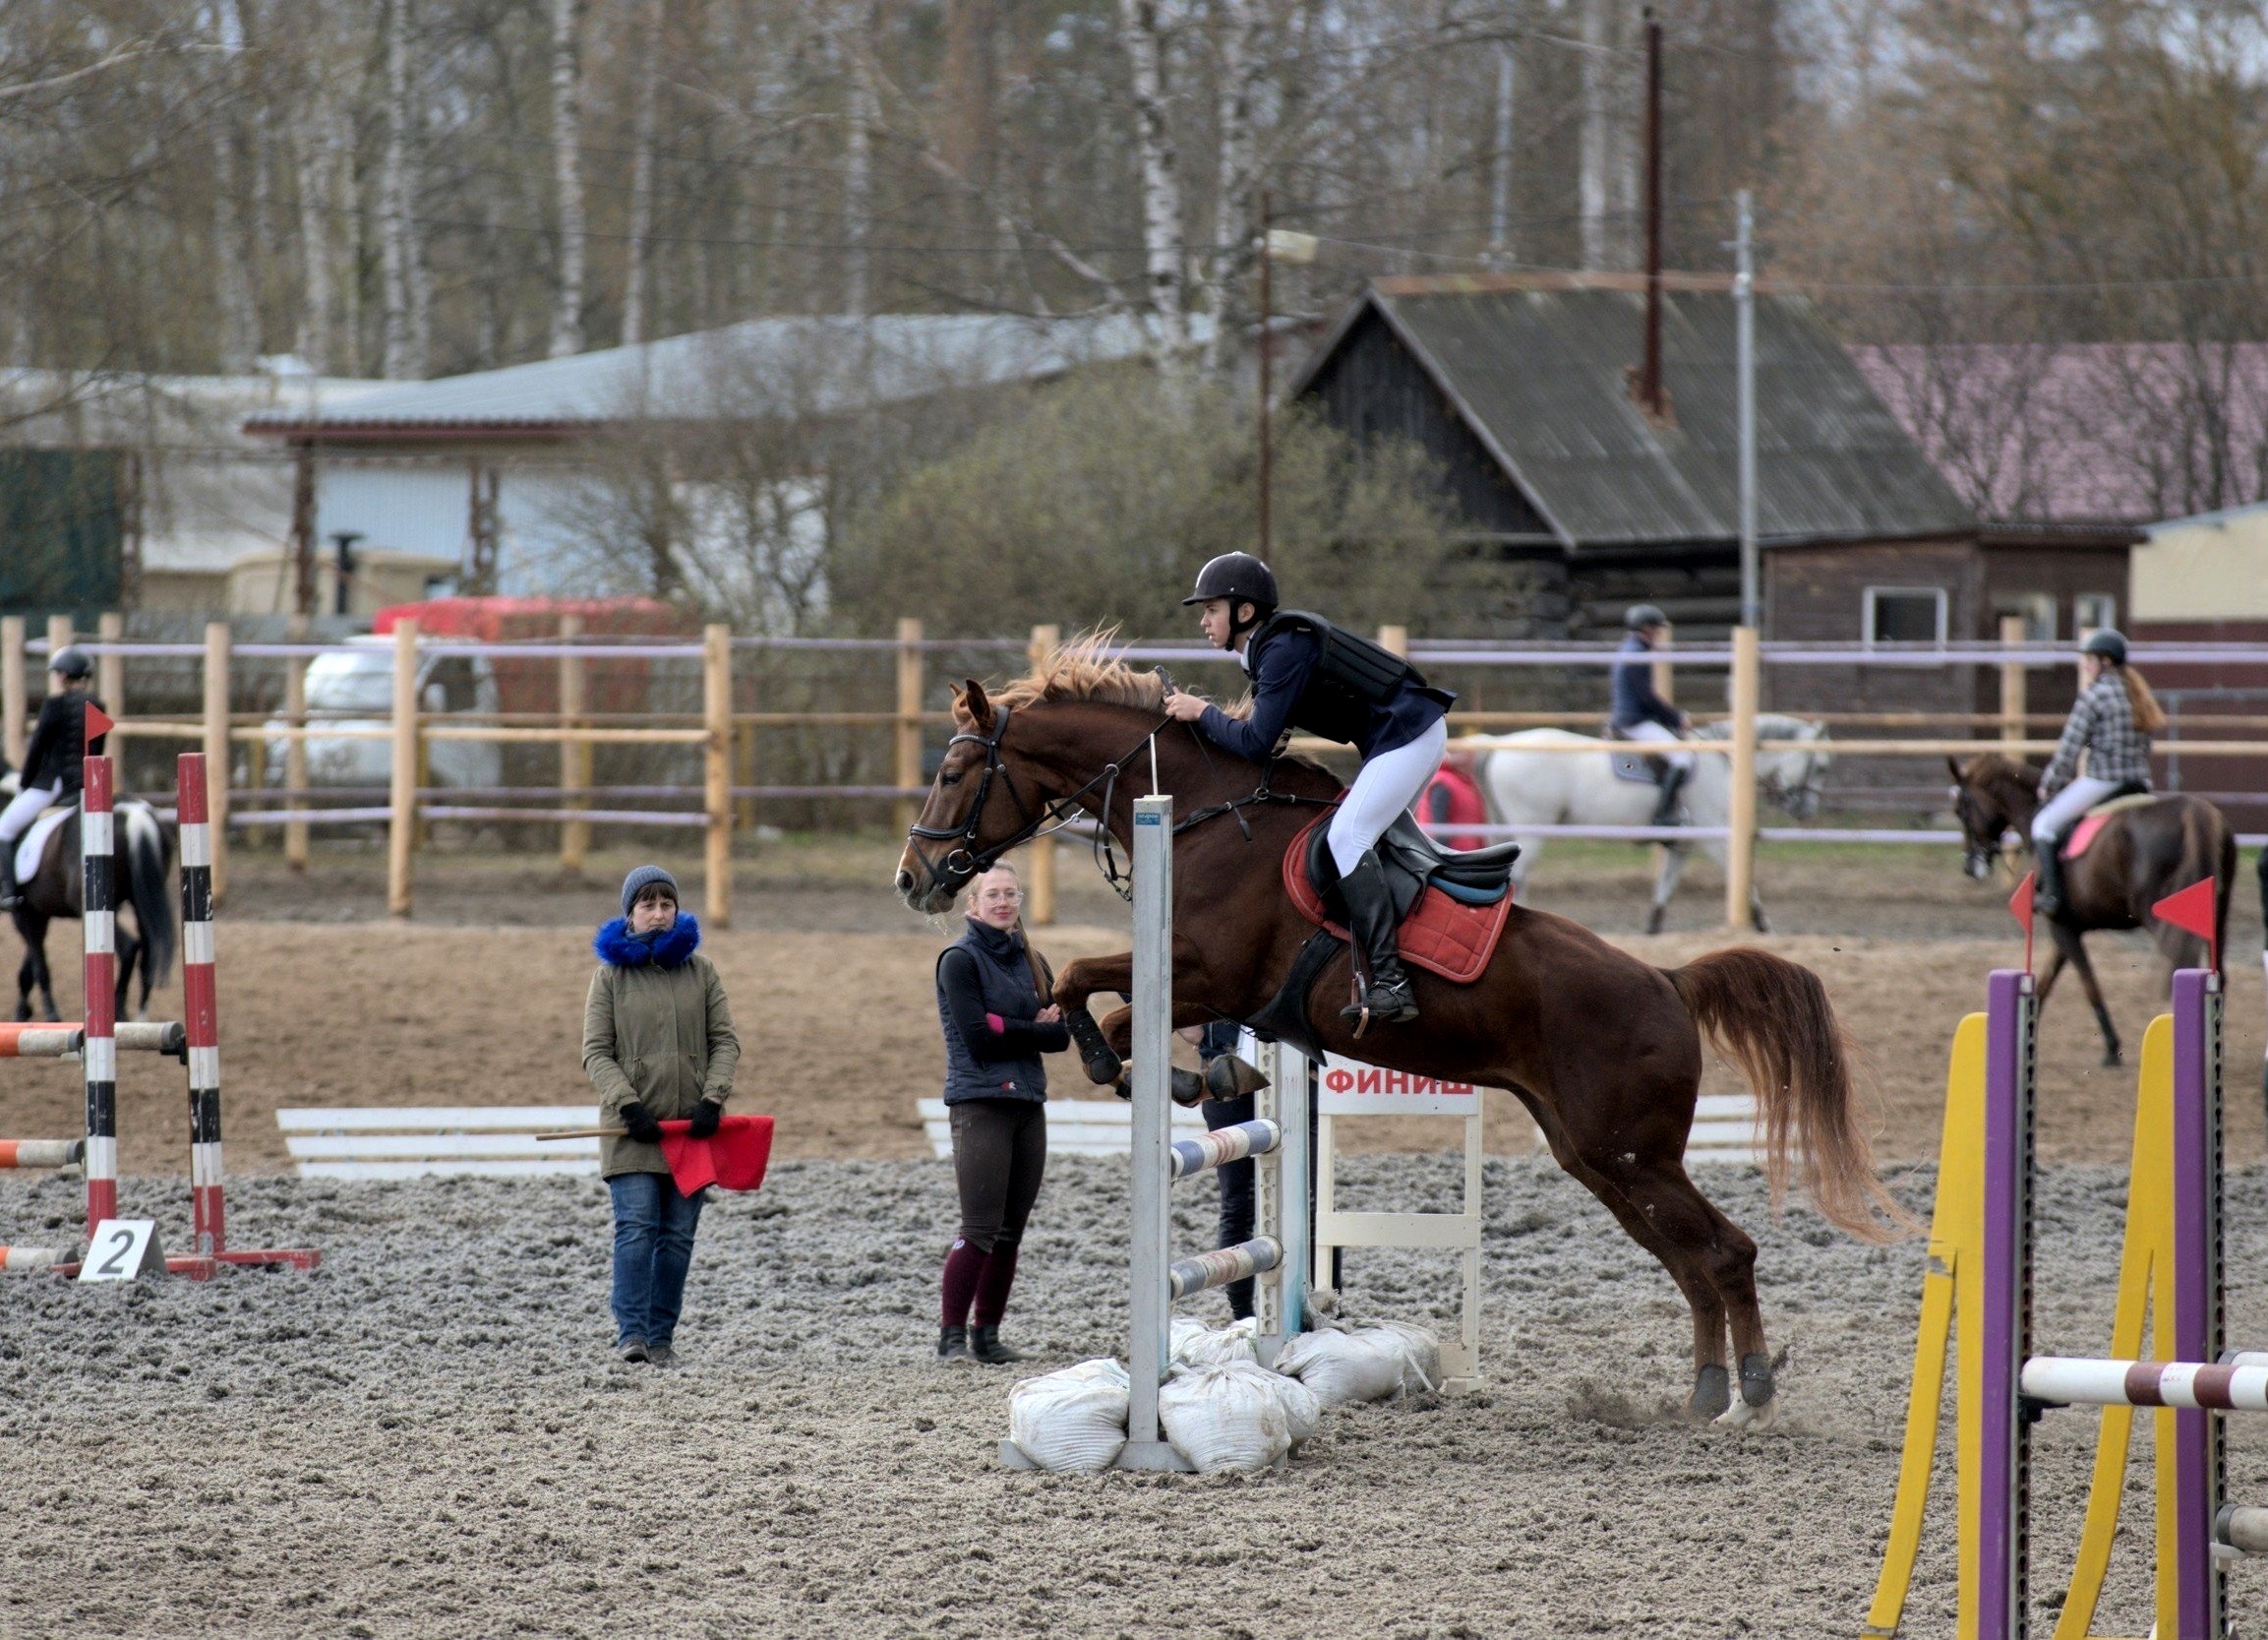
[81,747,116,1237]
[178,753,224,1256]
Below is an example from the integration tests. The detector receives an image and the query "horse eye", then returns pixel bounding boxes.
[940,769,962,786]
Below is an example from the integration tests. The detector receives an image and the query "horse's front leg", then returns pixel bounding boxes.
[1056,952,1133,1084]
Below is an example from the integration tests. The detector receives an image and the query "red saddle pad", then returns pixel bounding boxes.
[1282,813,1514,985]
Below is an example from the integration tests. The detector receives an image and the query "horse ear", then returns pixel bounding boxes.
[959,678,994,733]
[1946,756,1968,783]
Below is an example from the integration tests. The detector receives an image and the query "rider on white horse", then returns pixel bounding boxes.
[1611,605,1695,827]
[0,646,102,911]
[1161,553,1456,1026]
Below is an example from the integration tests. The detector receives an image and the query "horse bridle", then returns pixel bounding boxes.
[905,704,1164,900]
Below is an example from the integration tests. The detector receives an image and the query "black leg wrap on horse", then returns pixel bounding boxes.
[1688,1364,1732,1423]
[1738,1352,1776,1407]
[1064,1008,1123,1085]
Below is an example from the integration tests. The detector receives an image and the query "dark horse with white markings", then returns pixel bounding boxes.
[1948,754,2232,1067]
[3,777,176,1022]
[895,642,1908,1427]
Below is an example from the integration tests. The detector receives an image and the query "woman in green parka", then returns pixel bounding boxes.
[583,865,740,1365]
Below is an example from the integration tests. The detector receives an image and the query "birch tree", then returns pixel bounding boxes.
[381,0,424,379]
[1117,0,1188,364]
[620,0,665,345]
[550,0,587,357]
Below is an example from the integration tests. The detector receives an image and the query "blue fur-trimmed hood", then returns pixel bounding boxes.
[594,913,702,969]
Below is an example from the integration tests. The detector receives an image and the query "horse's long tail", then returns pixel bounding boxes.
[122,802,176,991]
[1665,947,1913,1243]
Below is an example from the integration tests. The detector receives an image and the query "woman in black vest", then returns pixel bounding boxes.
[1162,553,1455,1025]
[933,860,1068,1364]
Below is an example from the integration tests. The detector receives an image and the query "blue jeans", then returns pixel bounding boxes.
[608,1173,706,1347]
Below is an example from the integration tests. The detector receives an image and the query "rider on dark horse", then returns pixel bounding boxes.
[0,646,102,912]
[1161,553,1455,1026]
[2031,628,2165,919]
[1611,604,1696,827]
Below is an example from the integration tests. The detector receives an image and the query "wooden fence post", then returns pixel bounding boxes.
[1999,614,2027,745]
[0,617,23,768]
[895,617,925,837]
[1025,623,1060,926]
[1650,619,1674,710]
[559,614,588,873]
[1724,625,1759,931]
[703,623,733,929]
[96,612,124,772]
[283,627,309,872]
[46,614,73,680]
[388,619,418,918]
[1377,623,1408,658]
[202,622,231,905]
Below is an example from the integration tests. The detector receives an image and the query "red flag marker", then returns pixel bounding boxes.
[2150,877,2219,972]
[2008,870,2035,975]
[83,702,114,748]
[658,1114,775,1195]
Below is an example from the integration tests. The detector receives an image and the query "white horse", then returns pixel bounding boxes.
[1472,716,1831,933]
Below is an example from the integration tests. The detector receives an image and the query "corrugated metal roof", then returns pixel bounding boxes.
[1293,278,1975,548]
[244,313,1197,437]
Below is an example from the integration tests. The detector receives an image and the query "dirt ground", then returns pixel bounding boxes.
[1,838,2259,1172]
[4,832,2266,1639]
[3,1156,2266,1639]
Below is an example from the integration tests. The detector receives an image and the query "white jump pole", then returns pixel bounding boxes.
[1122,792,1179,1470]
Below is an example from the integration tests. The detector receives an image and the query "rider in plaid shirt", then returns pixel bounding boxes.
[2032,629,2163,916]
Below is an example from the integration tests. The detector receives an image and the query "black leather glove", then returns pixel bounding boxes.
[687,1100,723,1139]
[618,1101,664,1145]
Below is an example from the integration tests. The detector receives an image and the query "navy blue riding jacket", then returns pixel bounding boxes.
[19,690,106,794]
[1195,626,1449,761]
[935,919,1070,1106]
[1610,634,1681,732]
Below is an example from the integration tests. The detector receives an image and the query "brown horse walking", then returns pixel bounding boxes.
[1949,754,2233,1066]
[896,645,1907,1426]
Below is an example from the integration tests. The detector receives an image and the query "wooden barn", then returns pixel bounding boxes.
[1289,274,2138,727]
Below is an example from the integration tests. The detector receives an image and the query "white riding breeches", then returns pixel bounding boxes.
[1327,719,1449,877]
[1621,719,1696,774]
[2032,775,2120,846]
[0,782,57,844]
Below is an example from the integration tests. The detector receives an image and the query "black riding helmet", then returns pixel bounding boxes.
[1183,553,1279,636]
[1626,604,1669,631]
[47,646,92,682]
[2081,628,2127,665]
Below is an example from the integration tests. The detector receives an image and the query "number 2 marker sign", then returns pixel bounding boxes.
[78,1219,166,1282]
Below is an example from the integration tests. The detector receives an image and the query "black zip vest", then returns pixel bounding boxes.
[1244,610,1429,747]
[935,923,1052,1105]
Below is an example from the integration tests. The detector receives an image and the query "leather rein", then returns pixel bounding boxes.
[904,702,1331,904]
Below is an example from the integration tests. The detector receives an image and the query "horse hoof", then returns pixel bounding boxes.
[1716,1393,1781,1432]
[1169,1067,1207,1107]
[2102,1050,2122,1069]
[1687,1365,1731,1423]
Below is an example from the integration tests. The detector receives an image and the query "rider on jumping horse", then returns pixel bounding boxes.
[1160,553,1455,1026]
[0,646,103,912]
[2031,628,2164,918]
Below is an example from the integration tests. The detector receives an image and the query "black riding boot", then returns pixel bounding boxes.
[2033,837,2068,920]
[1336,852,1418,1029]
[0,847,18,911]
[1649,764,1691,828]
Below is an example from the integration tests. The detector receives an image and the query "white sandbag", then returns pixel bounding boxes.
[1267,1368,1324,1444]
[1007,1359,1130,1473]
[1272,1326,1408,1407]
[1170,1315,1259,1367]
[1158,1362,1292,1473]
[1369,1322,1444,1393]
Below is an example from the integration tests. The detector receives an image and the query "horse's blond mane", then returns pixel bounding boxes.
[986,629,1168,713]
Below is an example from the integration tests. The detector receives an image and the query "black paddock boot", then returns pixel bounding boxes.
[1336,852,1419,1030]
[937,1324,973,1362]
[968,1325,1029,1366]
[2032,837,2067,920]
[1649,763,1691,828]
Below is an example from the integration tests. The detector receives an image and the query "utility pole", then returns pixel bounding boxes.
[1638,10,1664,418]
[1735,189,1759,630]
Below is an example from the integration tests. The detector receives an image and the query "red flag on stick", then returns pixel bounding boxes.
[83,702,114,749]
[2150,878,2219,972]
[2007,870,2035,975]
[658,1114,774,1194]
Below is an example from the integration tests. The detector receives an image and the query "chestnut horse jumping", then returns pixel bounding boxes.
[896,647,1906,1425]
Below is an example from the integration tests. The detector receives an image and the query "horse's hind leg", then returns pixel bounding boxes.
[115,921,140,1021]
[1615,1157,1775,1425]
[12,944,30,1021]
[1646,845,1692,936]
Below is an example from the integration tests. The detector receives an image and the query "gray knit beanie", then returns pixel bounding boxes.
[620,864,681,917]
